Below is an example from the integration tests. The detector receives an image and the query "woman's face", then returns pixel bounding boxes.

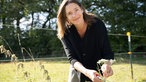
[65,3,84,25]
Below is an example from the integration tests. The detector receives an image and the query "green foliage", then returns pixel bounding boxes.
[0,0,62,58]
[84,0,146,52]
[0,0,146,58]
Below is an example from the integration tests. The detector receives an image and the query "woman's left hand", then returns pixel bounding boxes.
[101,64,113,78]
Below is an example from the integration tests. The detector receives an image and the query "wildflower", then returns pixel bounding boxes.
[97,59,115,66]
[97,59,115,82]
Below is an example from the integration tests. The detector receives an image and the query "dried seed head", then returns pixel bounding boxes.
[40,65,45,70]
[0,45,6,53]
[17,62,24,70]
[45,75,51,81]
[43,69,48,75]
[5,50,12,58]
[11,54,18,62]
[23,71,30,79]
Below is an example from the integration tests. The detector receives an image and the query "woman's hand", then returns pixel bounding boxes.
[85,69,102,82]
[101,64,113,78]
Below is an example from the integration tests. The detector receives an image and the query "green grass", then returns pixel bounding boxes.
[0,55,146,82]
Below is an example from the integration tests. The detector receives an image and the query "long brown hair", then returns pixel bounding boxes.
[57,0,96,39]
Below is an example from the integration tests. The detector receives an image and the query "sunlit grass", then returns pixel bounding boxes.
[0,55,146,82]
[108,64,146,82]
[0,60,70,82]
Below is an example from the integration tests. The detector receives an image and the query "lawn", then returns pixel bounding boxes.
[0,55,146,82]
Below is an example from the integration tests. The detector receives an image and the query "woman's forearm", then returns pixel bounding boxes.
[73,61,88,76]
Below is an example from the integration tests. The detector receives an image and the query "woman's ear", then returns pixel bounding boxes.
[80,7,84,13]
[81,9,84,14]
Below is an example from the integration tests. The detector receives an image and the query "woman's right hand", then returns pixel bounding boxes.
[74,62,102,82]
[85,69,102,82]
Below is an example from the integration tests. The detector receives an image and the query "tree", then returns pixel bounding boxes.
[1,0,146,58]
[83,0,146,52]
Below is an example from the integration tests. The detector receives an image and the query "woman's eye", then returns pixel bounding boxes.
[75,9,78,12]
[68,12,72,16]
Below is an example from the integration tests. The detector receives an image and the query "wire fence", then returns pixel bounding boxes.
[1,24,146,63]
[1,52,146,62]
[0,57,67,62]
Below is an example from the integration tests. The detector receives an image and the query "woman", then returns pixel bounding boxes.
[57,0,114,82]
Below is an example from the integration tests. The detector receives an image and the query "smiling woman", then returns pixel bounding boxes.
[65,2,87,38]
[57,0,114,82]
[65,3,84,25]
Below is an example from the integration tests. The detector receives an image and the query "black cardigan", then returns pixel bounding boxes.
[60,18,114,81]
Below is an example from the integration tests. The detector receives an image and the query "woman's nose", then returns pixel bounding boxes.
[72,12,76,18]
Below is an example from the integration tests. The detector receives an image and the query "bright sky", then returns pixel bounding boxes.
[14,12,56,30]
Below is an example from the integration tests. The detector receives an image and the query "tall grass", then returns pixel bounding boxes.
[0,55,146,82]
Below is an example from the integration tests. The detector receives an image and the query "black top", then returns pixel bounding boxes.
[60,18,114,81]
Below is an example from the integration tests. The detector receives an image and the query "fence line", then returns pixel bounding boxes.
[0,57,67,62]
[1,51,146,62]
[108,33,146,38]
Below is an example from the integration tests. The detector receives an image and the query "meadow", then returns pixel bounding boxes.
[0,55,146,82]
